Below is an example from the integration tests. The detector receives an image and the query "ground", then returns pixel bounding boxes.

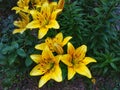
[1,74,120,90]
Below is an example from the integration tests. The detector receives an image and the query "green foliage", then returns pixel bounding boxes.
[0,14,37,88]
[59,0,120,76]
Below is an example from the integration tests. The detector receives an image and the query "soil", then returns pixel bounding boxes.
[1,75,120,90]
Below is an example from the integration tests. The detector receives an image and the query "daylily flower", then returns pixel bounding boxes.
[61,42,96,80]
[13,12,29,34]
[12,0,30,13]
[30,46,62,88]
[26,2,63,39]
[35,32,72,54]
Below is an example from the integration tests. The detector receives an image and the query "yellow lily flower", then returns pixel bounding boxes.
[61,42,97,80]
[26,2,62,39]
[35,32,72,54]
[30,46,62,88]
[13,12,30,34]
[12,0,30,13]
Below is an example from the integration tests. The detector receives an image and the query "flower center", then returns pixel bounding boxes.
[71,58,80,65]
[41,58,55,72]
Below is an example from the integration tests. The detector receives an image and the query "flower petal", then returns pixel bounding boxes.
[67,42,75,56]
[35,43,47,50]
[11,7,21,13]
[39,72,51,88]
[50,2,57,11]
[75,63,92,78]
[68,66,76,80]
[42,46,54,60]
[19,12,29,21]
[82,57,97,65]
[14,21,22,28]
[54,32,63,43]
[47,20,60,29]
[30,64,46,76]
[12,28,25,34]
[57,0,65,10]
[62,36,72,46]
[38,27,49,39]
[74,45,87,60]
[41,2,51,18]
[51,65,62,82]
[51,9,62,20]
[61,54,72,66]
[55,55,62,63]
[30,54,42,64]
[26,20,40,29]
[30,10,39,20]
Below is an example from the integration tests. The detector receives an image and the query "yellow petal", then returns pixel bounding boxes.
[67,42,75,56]
[51,9,62,20]
[35,43,47,50]
[82,57,97,65]
[45,37,53,44]
[12,28,25,34]
[19,12,29,22]
[41,2,51,18]
[51,65,62,82]
[30,10,39,20]
[23,6,29,13]
[30,64,46,76]
[54,32,63,43]
[68,66,76,80]
[30,54,42,64]
[50,2,57,11]
[62,36,72,46]
[55,55,62,63]
[42,46,54,60]
[75,63,92,78]
[74,45,87,60]
[17,0,30,7]
[39,72,51,88]
[57,0,65,10]
[61,54,72,66]
[26,20,40,29]
[30,10,45,21]
[14,21,22,27]
[38,27,49,39]
[47,20,60,29]
[11,7,21,13]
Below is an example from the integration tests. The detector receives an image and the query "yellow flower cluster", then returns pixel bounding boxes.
[12,0,64,39]
[12,0,97,88]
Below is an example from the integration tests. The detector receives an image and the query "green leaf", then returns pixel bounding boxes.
[94,8,102,14]
[0,43,4,50]
[17,48,26,57]
[110,63,118,71]
[11,41,19,49]
[8,53,17,65]
[113,88,119,90]
[0,53,7,65]
[1,46,14,54]
[25,56,33,67]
